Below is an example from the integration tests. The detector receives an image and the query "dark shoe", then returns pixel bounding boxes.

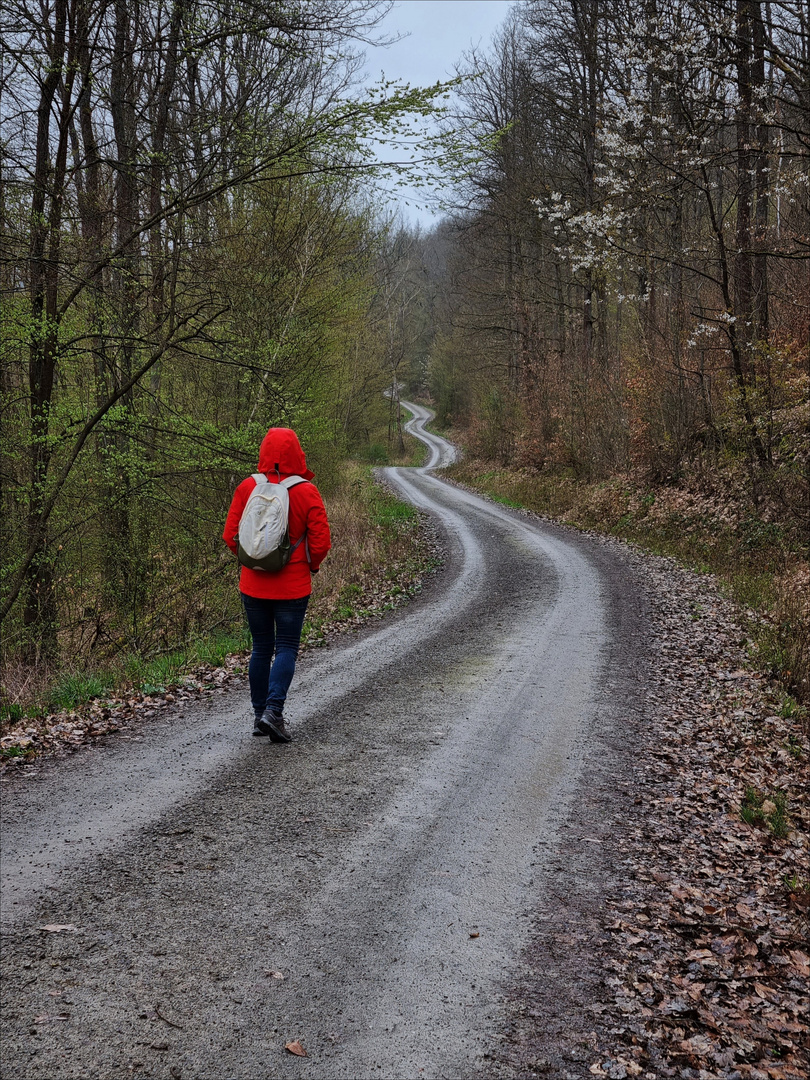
[253,716,268,737]
[256,708,291,743]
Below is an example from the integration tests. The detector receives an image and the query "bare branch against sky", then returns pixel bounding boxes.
[366,0,513,227]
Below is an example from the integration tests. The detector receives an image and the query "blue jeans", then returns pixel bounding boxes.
[241,594,309,718]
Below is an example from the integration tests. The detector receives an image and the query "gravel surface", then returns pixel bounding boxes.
[1,406,689,1079]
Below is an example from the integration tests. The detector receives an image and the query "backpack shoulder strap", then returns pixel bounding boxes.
[281,475,308,491]
[281,476,309,553]
[251,473,266,485]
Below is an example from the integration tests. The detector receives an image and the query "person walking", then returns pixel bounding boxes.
[223,427,331,742]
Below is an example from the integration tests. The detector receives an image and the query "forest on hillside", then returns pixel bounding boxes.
[2,0,808,708]
[423,0,808,491]
[407,0,809,700]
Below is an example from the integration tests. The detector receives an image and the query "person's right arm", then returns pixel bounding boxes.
[222,477,254,554]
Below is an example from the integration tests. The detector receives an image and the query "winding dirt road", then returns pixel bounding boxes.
[1,406,649,1079]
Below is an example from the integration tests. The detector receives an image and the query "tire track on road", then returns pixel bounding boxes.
[1,404,646,1080]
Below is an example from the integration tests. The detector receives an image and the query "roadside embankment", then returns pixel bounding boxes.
[444,457,809,715]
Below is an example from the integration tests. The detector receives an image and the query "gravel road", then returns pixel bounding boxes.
[1,405,650,1079]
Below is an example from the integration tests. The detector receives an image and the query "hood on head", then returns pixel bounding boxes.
[257,427,315,480]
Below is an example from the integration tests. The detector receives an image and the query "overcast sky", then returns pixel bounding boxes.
[363,0,515,227]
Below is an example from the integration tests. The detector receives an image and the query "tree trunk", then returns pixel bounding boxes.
[735,1,755,384]
[107,0,140,617]
[752,1,770,343]
[23,0,72,660]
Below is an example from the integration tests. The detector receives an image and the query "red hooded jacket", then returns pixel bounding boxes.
[223,428,331,600]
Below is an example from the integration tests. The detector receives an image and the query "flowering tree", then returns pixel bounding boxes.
[430,0,808,486]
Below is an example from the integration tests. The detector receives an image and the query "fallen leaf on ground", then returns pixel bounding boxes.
[285,1040,307,1057]
[788,950,809,976]
[38,924,77,933]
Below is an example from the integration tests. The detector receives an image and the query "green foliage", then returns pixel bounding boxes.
[367,487,417,531]
[2,0,470,669]
[0,745,28,761]
[0,703,25,728]
[740,786,766,826]
[778,695,801,720]
[785,735,804,761]
[1,169,402,671]
[738,518,786,552]
[783,872,810,896]
[430,328,474,428]
[49,673,117,712]
[43,629,254,716]
[122,630,252,690]
[362,442,391,465]
[740,787,789,839]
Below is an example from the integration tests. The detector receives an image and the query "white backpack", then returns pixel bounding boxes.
[237,474,308,572]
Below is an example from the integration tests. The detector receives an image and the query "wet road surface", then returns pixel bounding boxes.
[1,404,646,1079]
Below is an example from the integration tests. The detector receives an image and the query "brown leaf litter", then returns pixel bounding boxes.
[285,1039,308,1057]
